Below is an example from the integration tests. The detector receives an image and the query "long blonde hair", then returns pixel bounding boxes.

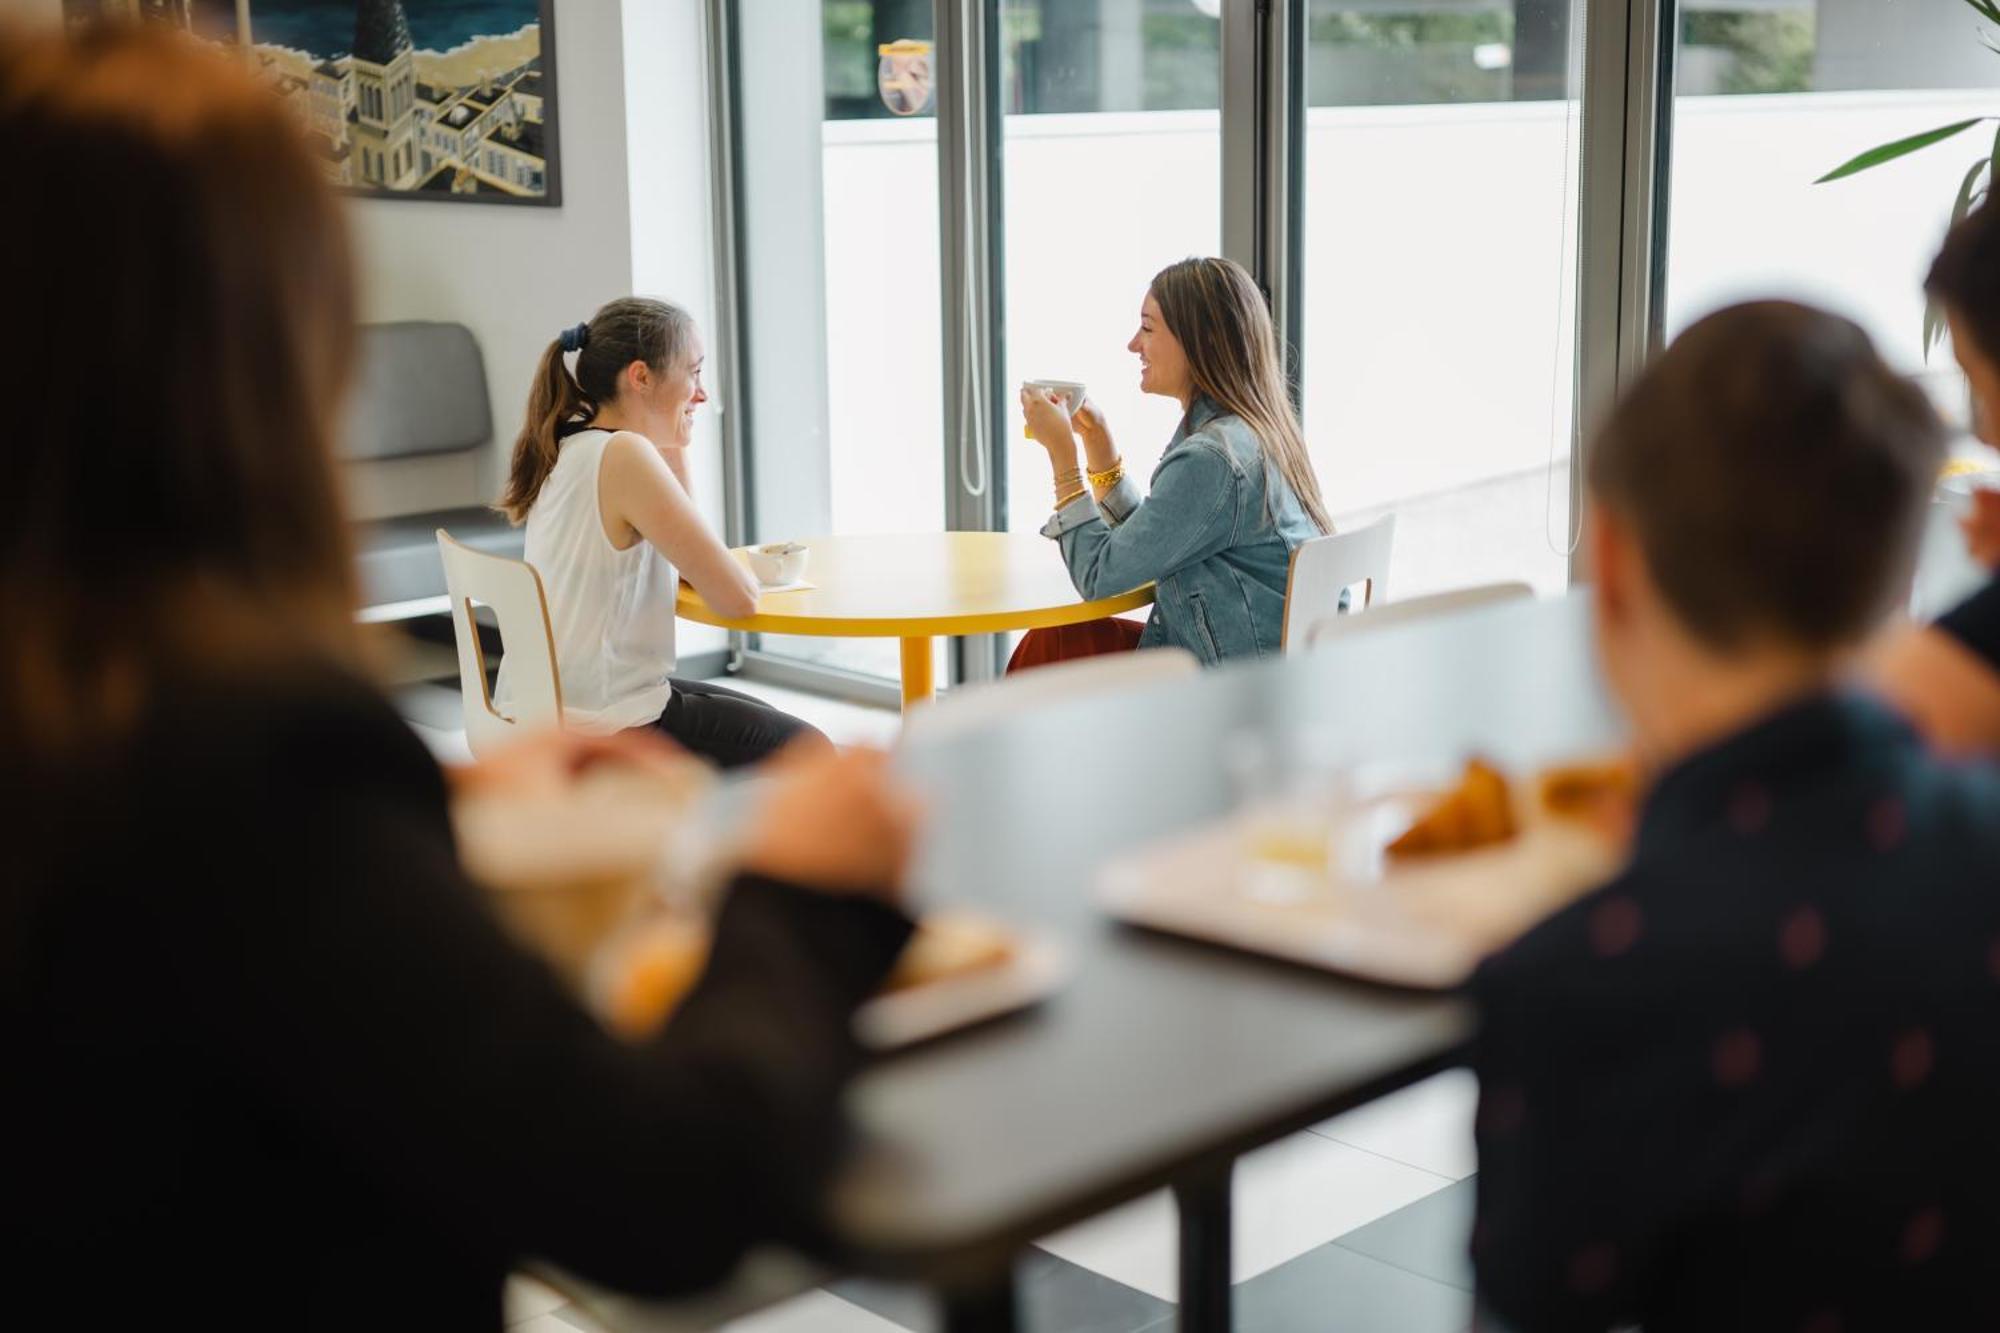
[1148,257,1332,534]
[499,297,696,523]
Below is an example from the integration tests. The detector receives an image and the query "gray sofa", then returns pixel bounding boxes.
[343,321,525,613]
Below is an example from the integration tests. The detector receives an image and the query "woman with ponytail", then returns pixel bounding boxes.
[1016,256,1333,668]
[496,299,825,768]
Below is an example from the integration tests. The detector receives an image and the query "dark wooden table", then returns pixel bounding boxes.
[825,592,1620,1330]
[559,593,1620,1331]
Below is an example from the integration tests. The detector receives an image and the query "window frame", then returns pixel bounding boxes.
[702,0,1667,699]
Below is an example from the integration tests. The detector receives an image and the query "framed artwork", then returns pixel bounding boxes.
[62,0,562,206]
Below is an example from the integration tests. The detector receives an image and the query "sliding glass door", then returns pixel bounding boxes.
[1297,0,1587,599]
[710,0,1706,700]
[728,0,948,688]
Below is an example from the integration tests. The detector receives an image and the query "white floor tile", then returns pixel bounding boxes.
[1033,1129,1454,1303]
[717,1289,908,1333]
[1309,1069,1479,1181]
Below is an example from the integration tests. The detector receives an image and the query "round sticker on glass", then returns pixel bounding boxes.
[878,39,934,117]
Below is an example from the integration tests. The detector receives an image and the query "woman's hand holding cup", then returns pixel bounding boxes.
[1020,385,1079,458]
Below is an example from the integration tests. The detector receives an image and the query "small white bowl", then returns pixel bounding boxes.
[747,541,809,587]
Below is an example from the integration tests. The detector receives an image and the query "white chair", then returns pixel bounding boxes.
[1304,580,1534,648]
[1281,514,1396,654]
[437,529,564,759]
[899,647,1201,749]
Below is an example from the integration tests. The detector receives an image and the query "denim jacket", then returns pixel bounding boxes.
[1040,395,1320,665]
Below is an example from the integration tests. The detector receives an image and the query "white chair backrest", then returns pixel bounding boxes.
[900,646,1201,749]
[1304,580,1534,648]
[436,530,564,759]
[1282,514,1396,654]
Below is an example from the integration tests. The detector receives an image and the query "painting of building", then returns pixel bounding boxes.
[69,0,561,206]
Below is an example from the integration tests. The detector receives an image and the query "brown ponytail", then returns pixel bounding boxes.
[498,296,697,523]
[1148,257,1334,535]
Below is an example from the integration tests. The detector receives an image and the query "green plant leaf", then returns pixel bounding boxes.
[1817,119,1988,183]
[1926,296,1948,361]
[1952,156,1988,230]
[1965,0,2000,26]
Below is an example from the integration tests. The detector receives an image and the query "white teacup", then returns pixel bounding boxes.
[746,541,809,587]
[1023,379,1087,437]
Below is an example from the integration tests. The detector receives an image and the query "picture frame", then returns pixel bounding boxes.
[62,0,562,207]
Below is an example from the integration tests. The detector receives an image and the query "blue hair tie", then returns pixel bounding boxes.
[558,322,589,354]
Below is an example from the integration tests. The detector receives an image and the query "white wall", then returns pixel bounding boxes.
[344,2,636,521]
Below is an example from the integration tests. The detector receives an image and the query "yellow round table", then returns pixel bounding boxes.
[675,532,1155,711]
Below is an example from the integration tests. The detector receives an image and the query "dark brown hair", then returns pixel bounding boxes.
[0,23,361,761]
[1926,200,2000,367]
[1589,301,1944,652]
[499,297,696,522]
[1148,257,1333,534]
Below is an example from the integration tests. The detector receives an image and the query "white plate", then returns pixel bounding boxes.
[1098,802,1624,990]
[855,931,1068,1049]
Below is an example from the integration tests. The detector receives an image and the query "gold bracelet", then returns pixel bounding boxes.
[1088,459,1125,490]
[1055,486,1089,509]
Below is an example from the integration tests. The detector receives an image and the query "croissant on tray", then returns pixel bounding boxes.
[1385,758,1517,859]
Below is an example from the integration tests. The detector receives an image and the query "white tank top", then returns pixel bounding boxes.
[494,428,676,733]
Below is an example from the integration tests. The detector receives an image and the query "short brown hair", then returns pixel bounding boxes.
[0,24,361,759]
[1589,301,1943,652]
[1927,202,2000,365]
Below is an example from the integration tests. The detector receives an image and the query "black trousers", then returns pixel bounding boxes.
[643,676,829,770]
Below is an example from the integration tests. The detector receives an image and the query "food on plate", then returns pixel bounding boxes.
[602,915,711,1038]
[1536,755,1642,835]
[883,912,1017,991]
[601,910,1018,1037]
[1384,757,1517,859]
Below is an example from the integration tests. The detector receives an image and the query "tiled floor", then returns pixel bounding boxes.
[406,665,1482,1331]
[500,1074,1479,1333]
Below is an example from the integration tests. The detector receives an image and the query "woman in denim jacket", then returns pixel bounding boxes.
[1017,256,1333,667]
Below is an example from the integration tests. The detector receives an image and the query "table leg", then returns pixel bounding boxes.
[1175,1162,1233,1332]
[940,1268,1019,1333]
[899,635,936,711]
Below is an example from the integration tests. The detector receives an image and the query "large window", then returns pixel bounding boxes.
[720,0,1995,701]
[1661,0,2000,616]
[1299,0,1585,598]
[1664,0,2000,420]
[733,0,946,684]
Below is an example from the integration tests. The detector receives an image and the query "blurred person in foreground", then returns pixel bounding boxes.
[1872,201,2000,755]
[0,25,915,1327]
[1470,302,2000,1331]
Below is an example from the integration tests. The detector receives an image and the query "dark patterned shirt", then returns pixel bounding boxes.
[1470,694,2000,1332]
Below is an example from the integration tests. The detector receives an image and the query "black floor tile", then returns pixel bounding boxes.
[1333,1176,1475,1292]
[827,1274,934,1331]
[1019,1247,1176,1333]
[830,1247,1173,1333]
[1233,1243,1472,1333]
